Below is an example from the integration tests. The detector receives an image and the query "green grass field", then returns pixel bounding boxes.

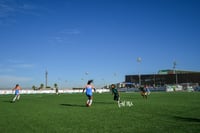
[0,92,200,133]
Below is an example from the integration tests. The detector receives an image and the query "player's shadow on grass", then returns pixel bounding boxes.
[3,100,12,103]
[94,101,114,104]
[174,116,200,123]
[60,103,85,107]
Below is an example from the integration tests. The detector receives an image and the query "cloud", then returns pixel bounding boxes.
[14,63,34,68]
[0,59,35,75]
[60,29,81,35]
[0,75,32,81]
[0,75,32,88]
[0,0,44,25]
[0,3,13,17]
[6,59,34,67]
[5,59,34,68]
[0,59,35,88]
[0,68,14,73]
[48,29,81,45]
[54,37,64,43]
[0,1,21,17]
[7,59,23,63]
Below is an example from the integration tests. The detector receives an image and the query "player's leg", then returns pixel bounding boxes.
[114,95,117,101]
[147,90,150,95]
[88,96,93,106]
[17,94,20,100]
[144,92,147,99]
[86,95,89,106]
[117,95,119,101]
[86,99,89,105]
[12,95,17,102]
[86,95,91,107]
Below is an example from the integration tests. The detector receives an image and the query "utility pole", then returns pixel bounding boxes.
[45,70,48,88]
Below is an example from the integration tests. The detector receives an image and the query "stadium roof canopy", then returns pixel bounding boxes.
[158,69,200,74]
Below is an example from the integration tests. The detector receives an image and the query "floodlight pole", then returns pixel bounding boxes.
[173,61,178,85]
[137,57,142,86]
[154,72,156,87]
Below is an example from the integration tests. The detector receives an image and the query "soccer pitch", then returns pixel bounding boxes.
[0,92,200,133]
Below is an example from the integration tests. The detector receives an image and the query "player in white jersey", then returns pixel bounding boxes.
[83,80,95,107]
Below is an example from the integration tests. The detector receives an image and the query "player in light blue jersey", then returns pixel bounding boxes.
[11,84,21,102]
[83,80,96,107]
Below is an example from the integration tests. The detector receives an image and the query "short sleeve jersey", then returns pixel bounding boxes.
[85,85,93,96]
[112,88,119,96]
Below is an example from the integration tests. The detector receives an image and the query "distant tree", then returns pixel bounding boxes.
[32,85,37,90]
[40,84,44,90]
[54,83,58,89]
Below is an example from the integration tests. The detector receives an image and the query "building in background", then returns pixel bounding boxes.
[125,69,200,87]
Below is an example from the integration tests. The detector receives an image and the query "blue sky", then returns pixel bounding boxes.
[0,0,200,89]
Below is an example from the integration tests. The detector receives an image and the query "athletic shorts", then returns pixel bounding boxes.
[86,94,92,99]
[114,95,119,101]
[15,90,20,95]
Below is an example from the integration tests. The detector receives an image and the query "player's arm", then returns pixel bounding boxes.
[92,85,96,92]
[82,88,85,93]
[111,89,113,95]
[12,87,15,91]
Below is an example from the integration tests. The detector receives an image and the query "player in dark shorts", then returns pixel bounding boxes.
[111,84,120,102]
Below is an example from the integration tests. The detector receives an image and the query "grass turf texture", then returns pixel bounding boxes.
[0,92,200,133]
